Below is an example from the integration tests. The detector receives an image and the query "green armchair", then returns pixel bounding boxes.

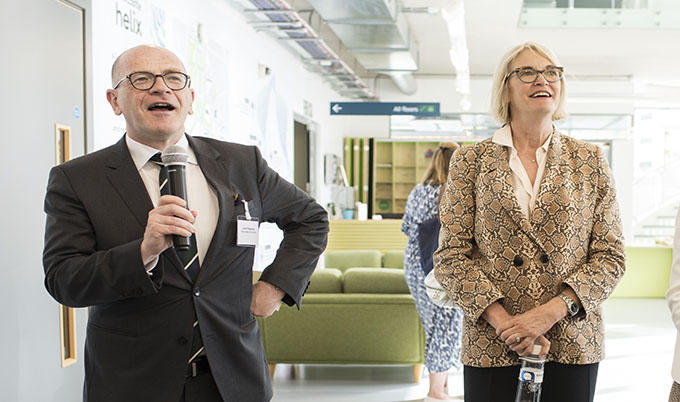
[257,250,425,381]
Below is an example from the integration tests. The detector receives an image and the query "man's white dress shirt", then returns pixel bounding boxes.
[126,134,219,268]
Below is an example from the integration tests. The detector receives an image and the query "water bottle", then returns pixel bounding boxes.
[514,344,545,402]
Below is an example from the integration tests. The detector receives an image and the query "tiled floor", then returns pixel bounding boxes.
[270,298,675,402]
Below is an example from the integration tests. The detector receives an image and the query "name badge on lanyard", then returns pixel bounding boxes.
[236,198,259,247]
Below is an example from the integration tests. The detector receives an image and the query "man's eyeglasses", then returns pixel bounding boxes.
[113,71,191,91]
[504,66,564,84]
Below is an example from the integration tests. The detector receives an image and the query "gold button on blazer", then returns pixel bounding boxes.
[434,130,625,367]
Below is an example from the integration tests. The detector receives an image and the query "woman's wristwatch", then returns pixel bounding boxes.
[558,292,580,317]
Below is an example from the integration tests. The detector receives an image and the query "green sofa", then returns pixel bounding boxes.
[257,250,425,381]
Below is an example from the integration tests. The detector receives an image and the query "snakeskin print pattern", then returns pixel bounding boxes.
[433,130,625,368]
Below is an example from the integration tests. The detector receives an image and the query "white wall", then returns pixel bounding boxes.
[612,139,635,240]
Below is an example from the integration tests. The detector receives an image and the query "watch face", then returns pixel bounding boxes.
[560,293,578,316]
[569,304,578,315]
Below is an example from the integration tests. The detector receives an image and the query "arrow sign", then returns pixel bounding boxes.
[330,102,440,116]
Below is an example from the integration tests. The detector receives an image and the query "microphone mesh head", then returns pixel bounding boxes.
[161,145,189,165]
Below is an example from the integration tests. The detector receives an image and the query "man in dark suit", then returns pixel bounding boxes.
[43,45,328,402]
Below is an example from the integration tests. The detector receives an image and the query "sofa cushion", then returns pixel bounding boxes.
[343,268,409,294]
[325,250,382,272]
[382,250,404,269]
[258,293,424,365]
[307,268,343,293]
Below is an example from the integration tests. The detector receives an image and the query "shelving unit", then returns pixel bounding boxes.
[370,139,440,216]
[342,137,370,206]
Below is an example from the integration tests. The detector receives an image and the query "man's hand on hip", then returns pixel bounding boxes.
[251,281,285,318]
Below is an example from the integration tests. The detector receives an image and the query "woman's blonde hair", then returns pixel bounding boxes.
[490,42,568,124]
[422,142,460,186]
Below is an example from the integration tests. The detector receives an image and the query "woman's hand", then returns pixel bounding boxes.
[482,301,555,357]
[496,301,564,355]
[513,335,550,357]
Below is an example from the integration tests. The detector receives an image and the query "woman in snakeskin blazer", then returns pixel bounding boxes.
[433,42,625,402]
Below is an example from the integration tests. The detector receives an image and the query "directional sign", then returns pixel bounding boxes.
[330,102,440,116]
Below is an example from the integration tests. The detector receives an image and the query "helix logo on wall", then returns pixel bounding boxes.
[115,0,143,36]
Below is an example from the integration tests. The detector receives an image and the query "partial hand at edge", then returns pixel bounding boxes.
[251,281,285,318]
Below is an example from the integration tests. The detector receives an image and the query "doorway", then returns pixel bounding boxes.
[0,0,90,400]
[294,120,310,193]
[293,114,319,198]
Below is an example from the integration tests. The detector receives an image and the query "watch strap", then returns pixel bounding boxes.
[558,292,579,317]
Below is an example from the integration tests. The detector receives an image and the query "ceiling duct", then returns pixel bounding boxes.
[237,0,375,99]
[306,0,420,95]
[386,71,417,95]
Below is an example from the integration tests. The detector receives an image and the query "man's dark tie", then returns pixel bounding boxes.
[151,153,204,361]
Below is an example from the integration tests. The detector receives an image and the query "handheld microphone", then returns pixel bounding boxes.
[161,145,191,251]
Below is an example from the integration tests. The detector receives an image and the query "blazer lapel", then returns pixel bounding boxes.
[188,136,236,279]
[487,145,533,231]
[486,142,544,249]
[531,132,566,250]
[105,137,154,229]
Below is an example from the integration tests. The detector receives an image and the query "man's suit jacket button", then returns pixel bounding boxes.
[178,336,189,345]
[513,255,524,267]
[540,254,550,264]
[135,289,143,296]
[193,287,201,297]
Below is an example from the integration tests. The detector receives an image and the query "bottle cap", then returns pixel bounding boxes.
[532,344,542,356]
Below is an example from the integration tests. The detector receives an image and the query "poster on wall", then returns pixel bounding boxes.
[255,75,293,179]
[252,74,292,270]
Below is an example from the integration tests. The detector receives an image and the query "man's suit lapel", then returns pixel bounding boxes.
[485,142,545,249]
[188,136,236,280]
[105,138,154,229]
[105,136,189,282]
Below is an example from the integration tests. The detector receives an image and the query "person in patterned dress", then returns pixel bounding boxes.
[402,142,463,401]
[433,42,625,402]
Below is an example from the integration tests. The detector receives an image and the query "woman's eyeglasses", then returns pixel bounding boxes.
[505,66,564,84]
